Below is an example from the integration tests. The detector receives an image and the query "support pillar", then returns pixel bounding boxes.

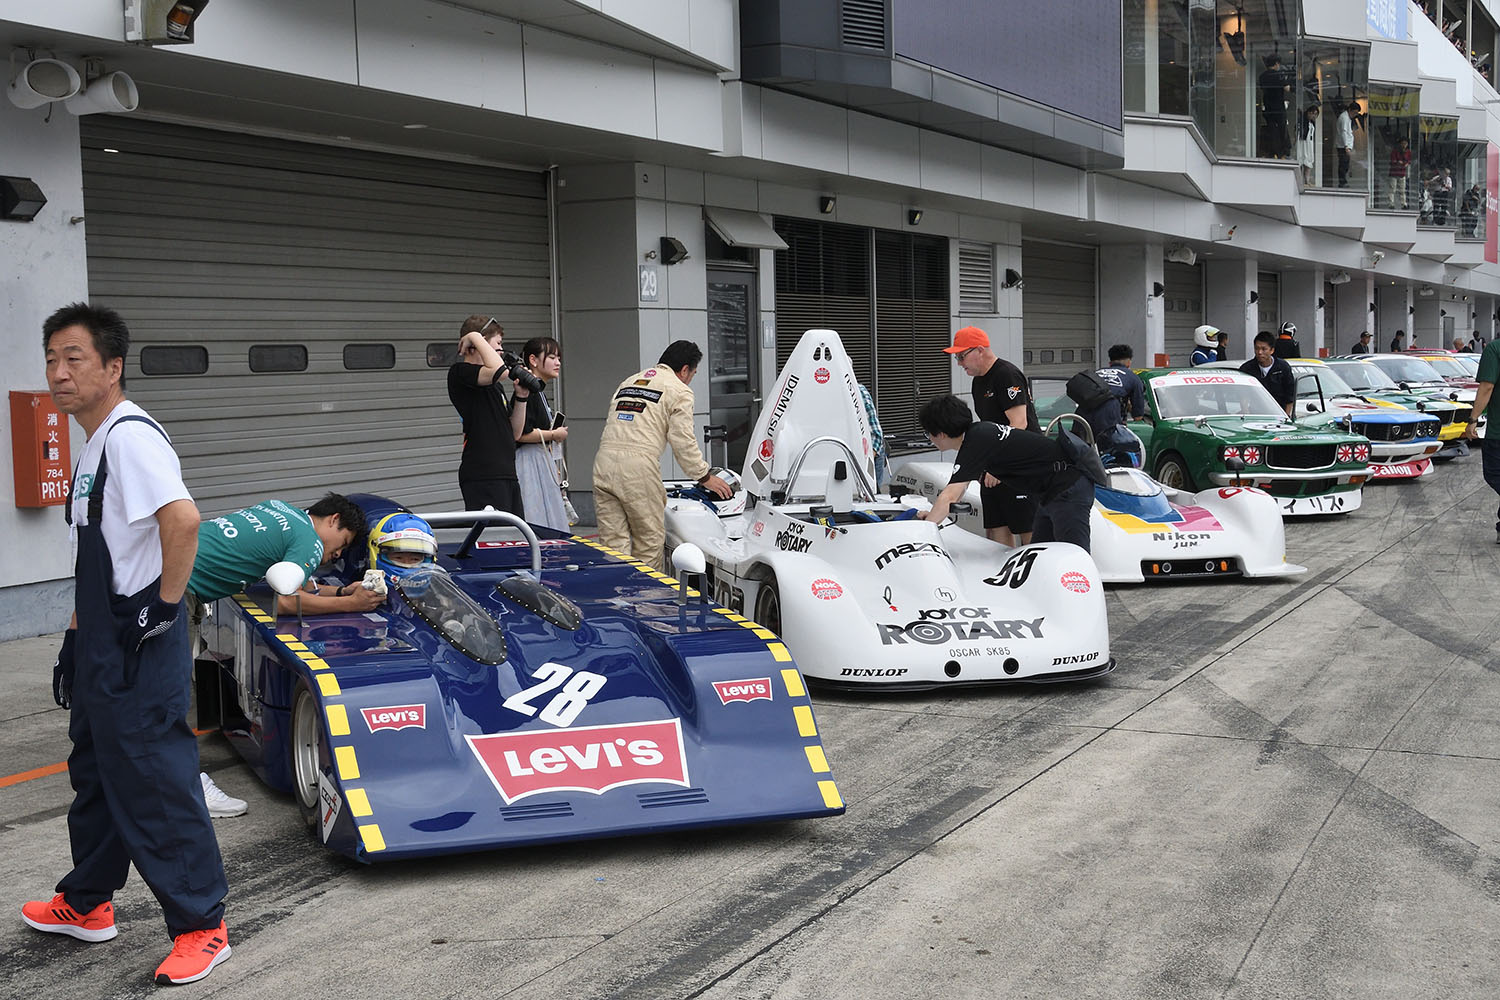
[1205,257,1257,361]
[1099,241,1164,365]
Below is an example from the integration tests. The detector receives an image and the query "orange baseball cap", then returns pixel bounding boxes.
[943,326,990,353]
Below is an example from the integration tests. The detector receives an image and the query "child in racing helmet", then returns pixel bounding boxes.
[367,512,438,579]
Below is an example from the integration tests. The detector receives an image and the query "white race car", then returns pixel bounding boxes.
[664,330,1114,690]
[890,461,1306,584]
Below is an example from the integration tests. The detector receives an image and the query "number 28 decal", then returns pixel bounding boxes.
[502,662,607,727]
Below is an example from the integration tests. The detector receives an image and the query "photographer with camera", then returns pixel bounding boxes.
[447,315,533,516]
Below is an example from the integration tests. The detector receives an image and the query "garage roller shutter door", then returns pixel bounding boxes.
[1021,240,1097,376]
[1161,262,1202,366]
[80,118,550,516]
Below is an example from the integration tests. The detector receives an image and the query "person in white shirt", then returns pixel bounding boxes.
[22,303,233,987]
[1336,101,1357,188]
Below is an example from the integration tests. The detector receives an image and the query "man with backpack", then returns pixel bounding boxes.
[942,326,1040,545]
[917,395,1093,552]
[1071,345,1147,468]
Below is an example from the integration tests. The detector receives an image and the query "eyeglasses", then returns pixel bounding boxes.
[953,347,978,363]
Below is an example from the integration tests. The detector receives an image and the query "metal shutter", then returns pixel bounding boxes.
[1161,261,1203,366]
[957,243,995,313]
[874,231,950,438]
[1020,239,1097,376]
[80,118,550,515]
[773,218,873,385]
[1257,271,1281,330]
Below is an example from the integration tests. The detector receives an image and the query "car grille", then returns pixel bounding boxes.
[1265,478,1336,497]
[1430,408,1458,425]
[638,788,710,809]
[500,801,574,821]
[1265,445,1335,469]
[1354,420,1439,441]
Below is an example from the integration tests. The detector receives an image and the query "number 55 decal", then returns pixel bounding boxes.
[985,548,1040,589]
[502,662,607,727]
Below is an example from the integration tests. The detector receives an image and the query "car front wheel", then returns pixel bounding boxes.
[754,575,782,635]
[289,679,328,828]
[1154,452,1195,491]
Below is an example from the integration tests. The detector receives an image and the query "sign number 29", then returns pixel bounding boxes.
[503,662,607,727]
[639,265,659,302]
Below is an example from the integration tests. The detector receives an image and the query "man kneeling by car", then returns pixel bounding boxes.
[917,394,1093,551]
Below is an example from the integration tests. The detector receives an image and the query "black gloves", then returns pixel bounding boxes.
[124,595,180,652]
[53,628,77,709]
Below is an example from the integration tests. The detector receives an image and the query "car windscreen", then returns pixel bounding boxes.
[391,567,508,664]
[1423,356,1469,378]
[1453,354,1479,375]
[1325,361,1397,391]
[1369,356,1445,384]
[1292,366,1358,398]
[1152,381,1285,419]
[1029,378,1075,425]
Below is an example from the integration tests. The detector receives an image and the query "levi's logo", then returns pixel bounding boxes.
[466,719,688,804]
[361,705,426,732]
[713,677,772,705]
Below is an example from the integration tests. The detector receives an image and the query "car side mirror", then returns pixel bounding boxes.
[265,561,307,596]
[671,543,707,605]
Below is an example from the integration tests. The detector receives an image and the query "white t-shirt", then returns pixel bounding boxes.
[70,401,193,597]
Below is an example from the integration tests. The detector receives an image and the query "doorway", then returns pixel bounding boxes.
[706,269,760,471]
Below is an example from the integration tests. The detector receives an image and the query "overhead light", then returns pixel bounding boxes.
[402,123,428,129]
[818,196,836,215]
[1001,268,1024,289]
[65,71,139,116]
[1165,244,1196,265]
[0,177,47,222]
[1419,285,1436,297]
[6,58,81,109]
[1328,270,1351,285]
[1365,250,1385,266]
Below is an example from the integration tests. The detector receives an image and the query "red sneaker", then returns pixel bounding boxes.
[21,893,118,942]
[154,921,231,985]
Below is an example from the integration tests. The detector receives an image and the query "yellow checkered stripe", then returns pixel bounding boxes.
[265,624,384,856]
[573,537,704,598]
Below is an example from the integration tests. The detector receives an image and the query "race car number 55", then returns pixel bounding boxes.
[503,662,607,727]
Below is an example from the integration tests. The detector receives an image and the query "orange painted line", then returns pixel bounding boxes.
[2,729,218,789]
[0,762,68,788]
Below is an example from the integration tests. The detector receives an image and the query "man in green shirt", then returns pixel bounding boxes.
[1465,339,1500,543]
[189,493,380,613]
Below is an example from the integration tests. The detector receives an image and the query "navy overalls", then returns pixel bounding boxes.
[59,414,227,938]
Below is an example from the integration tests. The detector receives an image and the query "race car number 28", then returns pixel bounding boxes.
[503,662,607,727]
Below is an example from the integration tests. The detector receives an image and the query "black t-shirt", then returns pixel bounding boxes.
[519,387,555,436]
[1237,357,1298,409]
[448,363,518,480]
[950,422,1079,501]
[972,360,1040,431]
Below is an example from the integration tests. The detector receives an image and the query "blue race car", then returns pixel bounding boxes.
[195,496,843,862]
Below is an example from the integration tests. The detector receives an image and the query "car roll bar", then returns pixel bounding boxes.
[777,436,878,503]
[428,509,544,574]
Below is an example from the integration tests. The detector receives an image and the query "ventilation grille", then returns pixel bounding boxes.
[958,244,996,313]
[840,0,887,49]
[637,788,710,809]
[499,801,574,822]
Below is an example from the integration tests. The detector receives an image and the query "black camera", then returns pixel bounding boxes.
[501,349,544,393]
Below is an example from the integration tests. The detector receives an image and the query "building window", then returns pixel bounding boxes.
[1458,141,1488,241]
[1418,116,1459,227]
[1211,1,1301,160]
[248,344,308,373]
[139,345,208,376]
[1301,41,1371,192]
[343,343,396,370]
[1368,85,1420,212]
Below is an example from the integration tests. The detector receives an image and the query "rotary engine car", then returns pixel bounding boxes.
[1322,357,1470,458]
[664,329,1114,690]
[195,500,844,861]
[1201,359,1441,479]
[1131,369,1372,515]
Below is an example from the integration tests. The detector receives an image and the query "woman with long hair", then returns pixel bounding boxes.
[513,336,570,531]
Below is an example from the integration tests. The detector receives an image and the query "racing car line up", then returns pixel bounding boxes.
[196,330,1484,865]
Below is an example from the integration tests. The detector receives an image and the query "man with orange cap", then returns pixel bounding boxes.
[941,326,1040,545]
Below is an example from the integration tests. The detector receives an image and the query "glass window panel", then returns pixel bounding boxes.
[1418,116,1459,228]
[1214,1,1299,159]
[139,345,208,376]
[343,343,396,370]
[426,342,459,368]
[1458,141,1488,241]
[1367,85,1420,212]
[1124,0,1191,116]
[248,345,307,373]
[1300,40,1370,191]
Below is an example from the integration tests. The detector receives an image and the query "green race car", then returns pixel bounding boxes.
[1127,369,1373,515]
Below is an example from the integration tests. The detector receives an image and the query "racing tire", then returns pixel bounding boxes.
[289,678,329,829]
[1154,452,1195,491]
[753,575,783,635]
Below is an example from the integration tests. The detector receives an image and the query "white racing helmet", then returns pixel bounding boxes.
[1194,325,1221,349]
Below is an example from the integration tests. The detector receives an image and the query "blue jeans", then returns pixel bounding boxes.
[1483,438,1500,532]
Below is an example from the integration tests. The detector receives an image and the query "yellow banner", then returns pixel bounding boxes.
[1366,90,1418,117]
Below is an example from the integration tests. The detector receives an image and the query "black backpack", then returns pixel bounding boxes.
[1065,368,1115,411]
[1051,422,1110,487]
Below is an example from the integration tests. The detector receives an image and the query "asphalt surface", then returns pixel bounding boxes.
[2,459,1499,999]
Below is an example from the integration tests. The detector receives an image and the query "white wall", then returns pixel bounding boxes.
[0,102,89,636]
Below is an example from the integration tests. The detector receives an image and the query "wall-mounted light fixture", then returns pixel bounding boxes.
[818,196,835,215]
[1370,302,1378,312]
[1248,290,1259,304]
[1364,250,1385,267]
[1001,268,1023,289]
[1150,281,1165,298]
[1440,309,1448,317]
[66,70,138,115]
[6,58,81,109]
[906,209,922,226]
[1409,305,1416,315]
[659,236,689,265]
[1419,285,1435,297]
[1328,270,1352,285]
[0,176,46,222]
[1317,296,1326,309]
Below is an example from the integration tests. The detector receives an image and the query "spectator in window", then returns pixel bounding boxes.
[1259,54,1292,159]
[1297,106,1319,185]
[1335,101,1357,188]
[1388,136,1413,210]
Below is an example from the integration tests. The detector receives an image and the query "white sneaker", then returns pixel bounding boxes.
[200,772,248,818]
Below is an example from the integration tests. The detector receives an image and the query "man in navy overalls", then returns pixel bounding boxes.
[22,303,232,986]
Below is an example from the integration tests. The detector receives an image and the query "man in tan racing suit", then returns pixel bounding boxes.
[592,340,731,571]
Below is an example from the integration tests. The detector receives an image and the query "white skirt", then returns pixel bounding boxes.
[516,443,569,532]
